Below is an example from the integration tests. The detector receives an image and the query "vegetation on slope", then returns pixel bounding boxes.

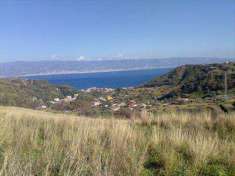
[0,79,74,108]
[144,62,235,98]
[0,107,234,176]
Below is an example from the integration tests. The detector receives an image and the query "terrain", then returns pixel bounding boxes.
[0,106,234,176]
[0,62,234,175]
[0,62,234,117]
[49,62,235,116]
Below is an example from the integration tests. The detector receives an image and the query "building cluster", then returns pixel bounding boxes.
[92,95,148,112]
[38,94,79,110]
[50,94,79,105]
[39,86,153,112]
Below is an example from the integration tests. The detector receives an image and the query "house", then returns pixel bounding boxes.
[72,97,77,101]
[93,101,101,107]
[66,96,72,100]
[54,98,60,102]
[49,101,55,104]
[106,96,113,101]
[99,97,106,101]
[140,103,147,108]
[64,96,73,102]
[86,87,96,93]
[41,105,47,109]
[104,88,114,93]
[112,106,120,112]
[36,105,47,110]
[172,98,190,105]
[119,102,126,107]
[111,104,120,111]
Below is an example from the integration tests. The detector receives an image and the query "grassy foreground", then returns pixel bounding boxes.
[0,107,234,176]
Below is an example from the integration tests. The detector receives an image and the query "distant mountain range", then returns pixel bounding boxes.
[0,57,234,77]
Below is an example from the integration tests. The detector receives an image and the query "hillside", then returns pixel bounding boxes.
[144,62,235,98]
[0,79,75,108]
[0,106,234,175]
[0,62,234,116]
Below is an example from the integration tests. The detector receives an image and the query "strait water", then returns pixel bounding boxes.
[26,68,172,89]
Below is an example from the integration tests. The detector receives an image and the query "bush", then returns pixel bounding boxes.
[175,143,194,165]
[113,108,132,119]
[142,144,165,175]
[140,169,155,176]
[219,104,228,113]
[199,158,235,176]
[232,102,235,109]
[212,119,235,141]
[200,164,227,176]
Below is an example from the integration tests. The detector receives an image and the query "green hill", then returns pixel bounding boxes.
[144,62,235,99]
[0,79,75,108]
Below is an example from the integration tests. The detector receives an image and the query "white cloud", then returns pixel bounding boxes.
[116,53,123,58]
[50,54,59,60]
[76,56,86,61]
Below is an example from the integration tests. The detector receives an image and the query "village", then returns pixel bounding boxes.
[36,85,235,117]
[45,87,147,113]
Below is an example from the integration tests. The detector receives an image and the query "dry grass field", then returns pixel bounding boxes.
[0,107,234,176]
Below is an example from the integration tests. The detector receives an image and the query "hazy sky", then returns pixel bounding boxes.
[0,0,235,62]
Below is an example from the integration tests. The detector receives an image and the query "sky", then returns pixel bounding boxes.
[0,0,234,62]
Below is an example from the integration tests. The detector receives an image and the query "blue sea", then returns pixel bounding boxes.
[26,68,172,89]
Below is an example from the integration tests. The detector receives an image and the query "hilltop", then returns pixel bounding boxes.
[144,62,235,99]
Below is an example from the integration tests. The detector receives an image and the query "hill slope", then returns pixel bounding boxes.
[0,79,75,108]
[0,106,234,175]
[144,62,235,98]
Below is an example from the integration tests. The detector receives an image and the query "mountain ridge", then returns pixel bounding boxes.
[1,57,234,77]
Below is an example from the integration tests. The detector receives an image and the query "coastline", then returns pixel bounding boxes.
[21,66,174,78]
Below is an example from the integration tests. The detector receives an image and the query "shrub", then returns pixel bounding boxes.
[199,163,227,176]
[113,108,132,119]
[142,144,165,175]
[219,104,228,113]
[140,169,155,176]
[232,102,235,109]
[175,143,194,165]
[212,118,235,141]
[199,158,235,176]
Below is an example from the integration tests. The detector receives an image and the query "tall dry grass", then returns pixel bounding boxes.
[0,107,234,176]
